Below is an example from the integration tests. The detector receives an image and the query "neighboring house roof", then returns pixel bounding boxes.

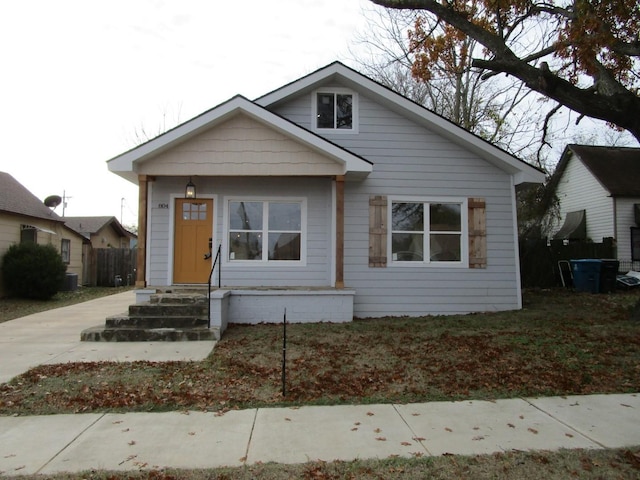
[555,145,640,197]
[108,95,374,184]
[64,216,135,241]
[256,62,545,185]
[107,62,544,186]
[0,171,63,223]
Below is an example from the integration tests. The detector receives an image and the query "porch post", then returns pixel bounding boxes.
[136,175,150,287]
[335,175,345,289]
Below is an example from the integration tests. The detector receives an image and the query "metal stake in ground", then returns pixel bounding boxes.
[282,308,287,397]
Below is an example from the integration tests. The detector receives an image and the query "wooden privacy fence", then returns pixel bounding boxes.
[520,238,616,288]
[85,248,137,287]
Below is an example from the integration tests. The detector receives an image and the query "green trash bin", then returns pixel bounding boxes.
[570,259,601,293]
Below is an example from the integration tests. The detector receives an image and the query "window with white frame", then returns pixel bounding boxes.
[228,200,304,262]
[391,199,465,264]
[313,89,357,131]
[61,239,71,264]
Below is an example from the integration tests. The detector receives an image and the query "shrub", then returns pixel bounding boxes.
[1,242,67,300]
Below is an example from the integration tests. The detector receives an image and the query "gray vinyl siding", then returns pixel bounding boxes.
[147,176,332,287]
[275,91,522,316]
[552,157,614,242]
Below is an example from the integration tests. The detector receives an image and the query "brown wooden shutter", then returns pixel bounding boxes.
[369,195,387,267]
[468,198,487,269]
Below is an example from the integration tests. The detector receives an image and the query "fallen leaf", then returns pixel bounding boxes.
[376,437,387,441]
[374,428,382,433]
[354,422,361,426]
[3,454,16,459]
[121,428,129,433]
[508,423,515,428]
[367,412,375,416]
[401,441,412,446]
[239,456,247,462]
[188,432,196,436]
[621,403,632,408]
[528,428,539,435]
[14,466,25,471]
[472,435,485,441]
[284,417,291,422]
[411,452,424,457]
[412,436,426,441]
[128,440,136,446]
[351,427,358,431]
[565,433,574,438]
[411,413,420,416]
[445,427,453,432]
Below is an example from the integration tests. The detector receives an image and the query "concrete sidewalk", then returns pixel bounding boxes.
[0,394,638,475]
[0,290,216,384]
[0,292,638,475]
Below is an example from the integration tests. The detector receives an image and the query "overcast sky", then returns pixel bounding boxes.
[1,0,372,227]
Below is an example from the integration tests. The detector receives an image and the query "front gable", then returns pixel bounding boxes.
[137,113,347,177]
[108,96,372,183]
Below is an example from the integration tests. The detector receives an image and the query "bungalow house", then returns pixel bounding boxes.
[548,144,640,270]
[107,62,544,324]
[0,172,85,295]
[63,216,135,249]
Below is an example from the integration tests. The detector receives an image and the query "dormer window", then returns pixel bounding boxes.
[313,89,358,133]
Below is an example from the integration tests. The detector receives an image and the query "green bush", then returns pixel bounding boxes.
[1,242,67,300]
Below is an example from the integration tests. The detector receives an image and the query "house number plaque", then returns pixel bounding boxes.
[158,203,169,209]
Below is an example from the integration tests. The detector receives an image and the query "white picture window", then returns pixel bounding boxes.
[390,199,466,265]
[312,89,358,132]
[228,200,304,263]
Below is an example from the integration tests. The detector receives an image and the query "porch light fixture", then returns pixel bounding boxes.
[185,177,196,199]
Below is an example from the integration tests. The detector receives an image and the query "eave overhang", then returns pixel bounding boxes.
[107,95,372,185]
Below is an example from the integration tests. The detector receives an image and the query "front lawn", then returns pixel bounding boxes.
[1,288,639,415]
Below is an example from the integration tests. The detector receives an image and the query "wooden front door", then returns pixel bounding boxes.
[173,198,213,284]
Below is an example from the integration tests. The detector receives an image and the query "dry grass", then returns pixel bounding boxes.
[1,288,639,479]
[1,288,639,415]
[4,447,640,479]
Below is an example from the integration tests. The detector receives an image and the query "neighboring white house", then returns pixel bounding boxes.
[107,62,545,323]
[549,144,640,269]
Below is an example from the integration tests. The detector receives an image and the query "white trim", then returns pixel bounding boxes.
[511,176,523,309]
[168,193,217,285]
[311,88,359,134]
[330,180,337,287]
[222,196,308,267]
[145,180,153,286]
[387,195,469,268]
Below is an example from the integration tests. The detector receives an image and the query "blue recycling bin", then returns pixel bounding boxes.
[570,259,601,293]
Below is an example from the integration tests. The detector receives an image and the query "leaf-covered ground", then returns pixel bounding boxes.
[1,289,639,415]
[5,447,640,480]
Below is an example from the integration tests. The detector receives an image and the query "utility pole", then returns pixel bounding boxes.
[62,190,72,217]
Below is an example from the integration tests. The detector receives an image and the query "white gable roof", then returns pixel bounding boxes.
[108,95,372,184]
[257,62,545,186]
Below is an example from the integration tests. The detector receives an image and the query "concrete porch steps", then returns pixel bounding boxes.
[81,293,219,342]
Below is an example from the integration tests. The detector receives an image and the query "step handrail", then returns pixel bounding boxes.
[207,244,222,328]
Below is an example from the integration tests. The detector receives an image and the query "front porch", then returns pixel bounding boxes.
[137,286,356,333]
